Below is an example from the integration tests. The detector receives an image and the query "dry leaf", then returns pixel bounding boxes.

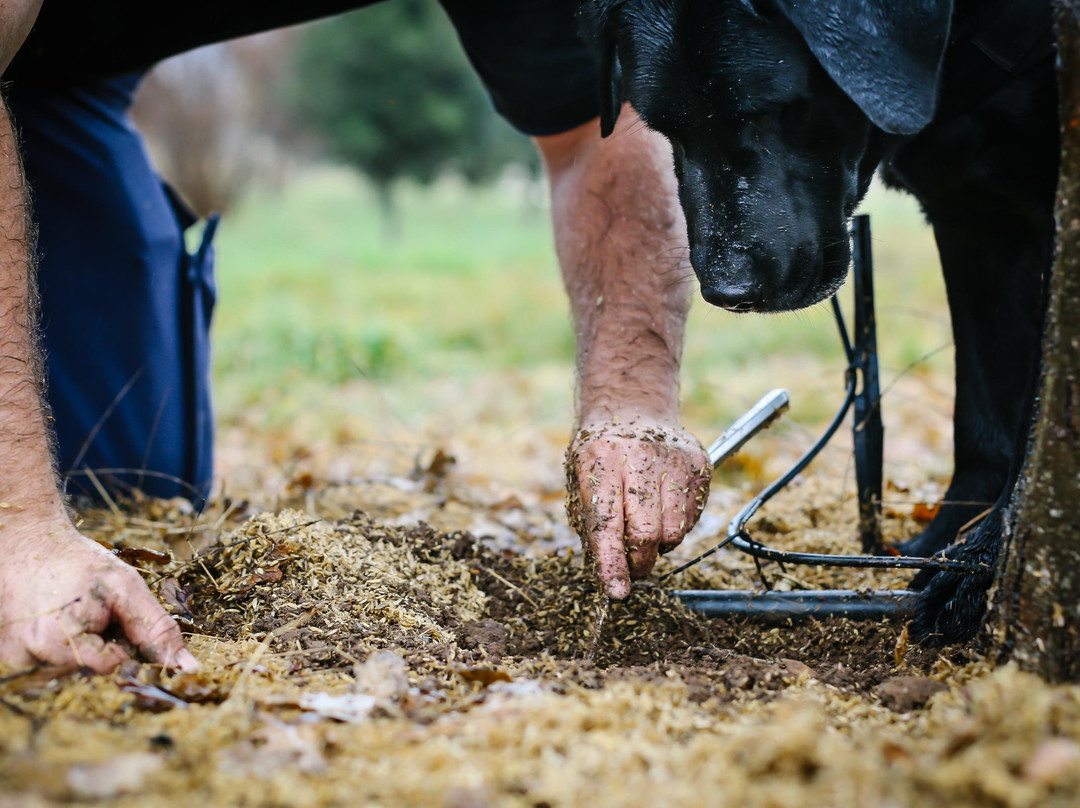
[458,667,513,687]
[115,547,172,565]
[298,691,377,723]
[911,502,941,523]
[67,754,163,800]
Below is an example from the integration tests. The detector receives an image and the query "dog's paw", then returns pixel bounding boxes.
[909,513,1003,644]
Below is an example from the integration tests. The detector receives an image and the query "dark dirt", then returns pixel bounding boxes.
[177,510,963,706]
[5,504,1079,808]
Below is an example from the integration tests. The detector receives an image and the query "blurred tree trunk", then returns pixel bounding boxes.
[983,0,1080,681]
[375,182,402,243]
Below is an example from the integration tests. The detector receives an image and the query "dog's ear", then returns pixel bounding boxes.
[578,1,626,137]
[772,0,953,134]
[737,0,762,19]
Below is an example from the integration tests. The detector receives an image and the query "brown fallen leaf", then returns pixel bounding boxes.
[911,502,941,523]
[115,547,172,565]
[458,667,513,687]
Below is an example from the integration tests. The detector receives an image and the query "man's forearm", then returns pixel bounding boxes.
[0,97,65,527]
[0,3,197,673]
[541,107,692,424]
[537,108,709,597]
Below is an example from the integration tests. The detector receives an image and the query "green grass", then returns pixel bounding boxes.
[211,166,950,429]
[213,168,568,418]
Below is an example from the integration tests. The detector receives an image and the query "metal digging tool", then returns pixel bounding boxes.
[666,214,992,623]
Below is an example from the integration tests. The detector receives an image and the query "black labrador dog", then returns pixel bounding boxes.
[579,0,1059,641]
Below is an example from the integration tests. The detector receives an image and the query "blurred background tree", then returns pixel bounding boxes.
[290,0,538,235]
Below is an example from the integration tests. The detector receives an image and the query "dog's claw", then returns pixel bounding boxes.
[911,571,993,643]
[909,513,1003,644]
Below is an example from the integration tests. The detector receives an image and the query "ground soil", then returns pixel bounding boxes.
[2,379,1078,807]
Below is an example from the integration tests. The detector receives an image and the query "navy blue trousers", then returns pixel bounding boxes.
[8,75,216,501]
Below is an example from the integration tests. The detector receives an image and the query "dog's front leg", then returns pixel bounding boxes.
[884,71,1058,638]
[897,207,1048,560]
[885,91,1057,564]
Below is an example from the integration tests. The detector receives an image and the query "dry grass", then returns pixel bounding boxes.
[3,462,1079,807]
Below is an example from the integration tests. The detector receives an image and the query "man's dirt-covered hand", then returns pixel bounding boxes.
[0,518,198,673]
[537,108,705,600]
[566,420,710,599]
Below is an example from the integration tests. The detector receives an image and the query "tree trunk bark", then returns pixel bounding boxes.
[375,182,401,243]
[983,0,1080,681]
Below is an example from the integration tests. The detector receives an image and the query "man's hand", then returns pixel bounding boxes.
[0,516,198,673]
[566,420,710,599]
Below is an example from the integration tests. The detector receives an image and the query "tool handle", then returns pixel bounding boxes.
[707,388,790,467]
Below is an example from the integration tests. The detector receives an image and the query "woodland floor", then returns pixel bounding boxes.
[2,361,1079,808]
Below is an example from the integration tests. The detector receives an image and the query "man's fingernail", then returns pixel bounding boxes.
[606,580,631,601]
[176,649,199,671]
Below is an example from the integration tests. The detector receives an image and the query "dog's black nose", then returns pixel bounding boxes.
[700,282,760,312]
